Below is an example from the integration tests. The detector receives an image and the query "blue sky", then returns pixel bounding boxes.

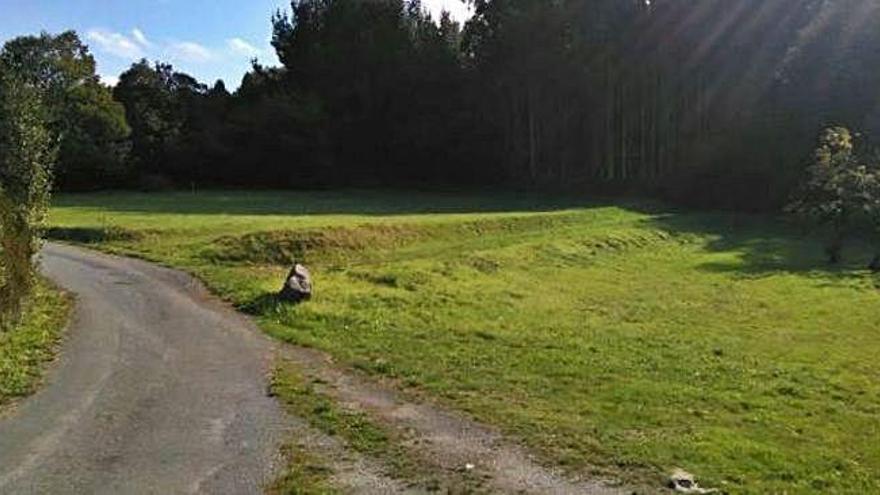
[1,0,472,88]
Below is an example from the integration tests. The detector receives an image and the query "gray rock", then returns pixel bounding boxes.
[279,263,312,303]
[668,469,717,494]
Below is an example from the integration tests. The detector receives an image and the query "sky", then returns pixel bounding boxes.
[0,0,473,88]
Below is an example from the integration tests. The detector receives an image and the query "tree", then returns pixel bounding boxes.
[788,127,878,263]
[269,0,475,186]
[227,62,330,187]
[50,0,880,209]
[114,60,209,186]
[0,71,55,327]
[862,148,880,272]
[1,31,129,190]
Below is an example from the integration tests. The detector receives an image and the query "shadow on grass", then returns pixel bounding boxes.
[237,293,280,316]
[644,210,878,284]
[238,292,312,316]
[53,189,629,218]
[45,226,144,244]
[53,189,877,284]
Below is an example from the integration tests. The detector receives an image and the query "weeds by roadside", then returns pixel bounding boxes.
[0,280,70,411]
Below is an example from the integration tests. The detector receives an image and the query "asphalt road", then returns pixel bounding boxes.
[0,243,286,495]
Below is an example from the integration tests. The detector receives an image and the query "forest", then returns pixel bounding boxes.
[1,0,879,212]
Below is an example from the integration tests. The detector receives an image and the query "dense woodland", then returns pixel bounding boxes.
[3,0,880,211]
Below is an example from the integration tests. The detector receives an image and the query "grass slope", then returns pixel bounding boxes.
[50,190,880,494]
[0,281,71,411]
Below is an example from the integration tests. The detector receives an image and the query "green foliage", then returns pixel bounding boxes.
[0,31,96,101]
[0,281,70,408]
[789,127,880,263]
[4,3,880,210]
[268,0,475,185]
[1,31,129,190]
[58,78,130,188]
[113,60,200,184]
[0,71,55,327]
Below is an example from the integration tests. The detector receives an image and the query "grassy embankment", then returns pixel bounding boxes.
[0,281,71,412]
[49,190,880,494]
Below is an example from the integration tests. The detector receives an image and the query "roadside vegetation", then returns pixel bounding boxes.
[0,56,55,328]
[268,436,339,495]
[0,281,70,411]
[0,23,69,412]
[271,360,489,493]
[50,190,880,493]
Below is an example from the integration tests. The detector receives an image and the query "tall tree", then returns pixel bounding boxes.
[114,60,210,186]
[1,32,129,190]
[271,0,476,185]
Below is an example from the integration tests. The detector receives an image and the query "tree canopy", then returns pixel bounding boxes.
[1,31,129,190]
[4,1,880,212]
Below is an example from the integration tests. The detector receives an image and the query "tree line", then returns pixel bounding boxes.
[3,0,880,322]
[3,0,880,209]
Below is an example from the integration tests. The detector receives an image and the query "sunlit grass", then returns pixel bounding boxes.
[0,281,71,411]
[50,190,880,494]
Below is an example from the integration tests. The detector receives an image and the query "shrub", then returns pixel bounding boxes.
[0,71,55,328]
[788,127,879,263]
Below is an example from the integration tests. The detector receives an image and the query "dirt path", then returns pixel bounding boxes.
[283,348,631,494]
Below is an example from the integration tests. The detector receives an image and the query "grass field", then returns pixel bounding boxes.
[0,281,71,412]
[49,190,880,494]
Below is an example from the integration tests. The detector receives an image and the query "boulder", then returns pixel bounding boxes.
[279,263,312,303]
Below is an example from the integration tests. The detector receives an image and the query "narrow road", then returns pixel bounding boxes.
[0,244,286,495]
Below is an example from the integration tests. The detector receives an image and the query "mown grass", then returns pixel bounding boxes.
[50,190,880,494]
[0,281,71,411]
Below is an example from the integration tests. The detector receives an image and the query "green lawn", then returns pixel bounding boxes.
[0,281,71,411]
[49,190,880,494]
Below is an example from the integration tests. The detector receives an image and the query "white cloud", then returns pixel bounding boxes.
[100,74,119,87]
[88,27,216,65]
[132,28,152,48]
[227,37,261,57]
[86,29,145,59]
[168,41,214,63]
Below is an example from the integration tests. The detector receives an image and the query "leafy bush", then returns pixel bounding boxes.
[0,71,55,328]
[788,127,880,263]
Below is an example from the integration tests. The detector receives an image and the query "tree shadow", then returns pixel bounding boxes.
[53,189,616,217]
[45,226,144,244]
[643,210,877,285]
[53,189,877,285]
